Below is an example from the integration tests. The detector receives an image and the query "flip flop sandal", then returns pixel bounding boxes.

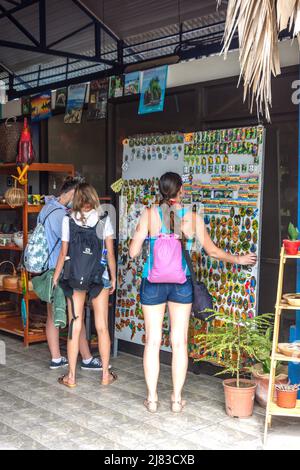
[171,400,186,413]
[58,375,77,389]
[144,400,158,413]
[101,371,118,386]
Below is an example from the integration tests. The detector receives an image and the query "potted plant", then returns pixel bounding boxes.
[276,383,300,409]
[251,326,288,407]
[283,223,300,255]
[196,312,274,419]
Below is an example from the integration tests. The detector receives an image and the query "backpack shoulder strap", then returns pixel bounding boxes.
[41,207,65,226]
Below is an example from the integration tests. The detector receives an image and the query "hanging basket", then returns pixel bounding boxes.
[0,261,17,287]
[4,182,26,208]
[0,117,22,163]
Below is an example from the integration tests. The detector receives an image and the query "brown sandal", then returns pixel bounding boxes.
[144,400,158,413]
[58,375,77,389]
[171,400,186,413]
[101,371,118,386]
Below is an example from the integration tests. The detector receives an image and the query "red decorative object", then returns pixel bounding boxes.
[17,118,35,166]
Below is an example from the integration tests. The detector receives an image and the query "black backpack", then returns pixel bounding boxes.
[61,213,108,339]
[63,213,108,291]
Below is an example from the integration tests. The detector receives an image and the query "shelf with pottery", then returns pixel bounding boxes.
[0,162,75,347]
[264,246,300,445]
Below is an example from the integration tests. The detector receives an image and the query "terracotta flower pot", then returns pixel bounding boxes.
[283,240,300,255]
[252,364,288,408]
[277,389,298,409]
[223,378,257,419]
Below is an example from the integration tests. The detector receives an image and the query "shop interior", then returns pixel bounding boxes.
[0,0,299,451]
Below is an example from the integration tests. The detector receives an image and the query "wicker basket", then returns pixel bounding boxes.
[0,261,16,287]
[4,183,26,208]
[0,117,22,163]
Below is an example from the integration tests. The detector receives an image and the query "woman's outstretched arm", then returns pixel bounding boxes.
[194,213,257,266]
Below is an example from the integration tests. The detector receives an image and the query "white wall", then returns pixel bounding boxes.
[2,39,299,120]
[167,39,299,89]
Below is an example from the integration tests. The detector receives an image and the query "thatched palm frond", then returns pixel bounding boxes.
[218,0,300,121]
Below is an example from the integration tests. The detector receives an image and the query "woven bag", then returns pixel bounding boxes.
[0,117,22,163]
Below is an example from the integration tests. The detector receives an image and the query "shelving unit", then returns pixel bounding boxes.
[0,162,74,347]
[264,247,300,444]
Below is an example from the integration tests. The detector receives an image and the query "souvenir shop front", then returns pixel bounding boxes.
[111,64,299,361]
[0,62,298,363]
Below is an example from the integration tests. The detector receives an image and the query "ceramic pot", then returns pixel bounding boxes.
[223,378,257,419]
[283,240,300,256]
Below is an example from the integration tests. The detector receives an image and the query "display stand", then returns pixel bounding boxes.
[264,246,300,445]
[115,127,266,358]
[0,163,74,347]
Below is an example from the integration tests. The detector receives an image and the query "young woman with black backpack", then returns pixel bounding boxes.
[130,172,256,413]
[53,183,117,388]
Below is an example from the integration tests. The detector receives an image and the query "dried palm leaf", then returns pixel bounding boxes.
[218,0,281,122]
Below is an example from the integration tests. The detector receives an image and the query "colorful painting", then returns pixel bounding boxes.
[31,92,52,122]
[124,72,140,96]
[139,66,168,115]
[55,88,67,110]
[109,76,124,99]
[87,78,109,120]
[64,84,87,124]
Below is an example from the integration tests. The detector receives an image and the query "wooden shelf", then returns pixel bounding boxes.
[274,353,300,363]
[0,163,74,175]
[269,400,300,417]
[27,205,43,213]
[0,204,21,210]
[277,301,300,310]
[0,162,74,347]
[0,245,22,251]
[0,287,37,300]
[0,316,46,343]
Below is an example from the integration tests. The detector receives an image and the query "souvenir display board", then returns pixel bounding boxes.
[182,126,265,358]
[115,127,265,359]
[116,134,185,351]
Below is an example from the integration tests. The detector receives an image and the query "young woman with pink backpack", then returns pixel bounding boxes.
[130,172,256,414]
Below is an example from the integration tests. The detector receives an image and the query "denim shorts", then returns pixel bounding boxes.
[140,277,193,306]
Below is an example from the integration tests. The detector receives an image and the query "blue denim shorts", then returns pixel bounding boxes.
[140,277,193,306]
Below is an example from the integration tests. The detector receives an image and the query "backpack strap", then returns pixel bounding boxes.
[68,295,79,340]
[41,208,66,271]
[95,211,108,240]
[41,207,64,226]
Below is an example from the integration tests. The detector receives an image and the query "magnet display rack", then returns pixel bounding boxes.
[264,246,300,445]
[0,163,74,347]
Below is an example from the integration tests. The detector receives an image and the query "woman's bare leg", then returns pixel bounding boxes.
[79,323,93,361]
[65,291,86,385]
[46,303,61,360]
[143,304,165,403]
[92,288,111,381]
[168,302,192,404]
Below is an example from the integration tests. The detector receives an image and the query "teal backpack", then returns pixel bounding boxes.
[24,208,62,274]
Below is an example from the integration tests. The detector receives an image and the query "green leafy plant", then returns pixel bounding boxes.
[288,223,299,241]
[196,312,274,388]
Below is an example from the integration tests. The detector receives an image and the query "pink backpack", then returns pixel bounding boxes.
[148,233,187,284]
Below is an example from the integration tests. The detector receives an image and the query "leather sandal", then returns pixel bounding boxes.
[144,400,158,413]
[58,375,77,389]
[101,371,118,386]
[171,400,186,413]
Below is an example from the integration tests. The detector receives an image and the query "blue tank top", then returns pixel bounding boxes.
[142,207,193,279]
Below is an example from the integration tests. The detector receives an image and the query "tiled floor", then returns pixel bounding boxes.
[0,333,299,450]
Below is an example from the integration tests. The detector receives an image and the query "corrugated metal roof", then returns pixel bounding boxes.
[0,0,227,92]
